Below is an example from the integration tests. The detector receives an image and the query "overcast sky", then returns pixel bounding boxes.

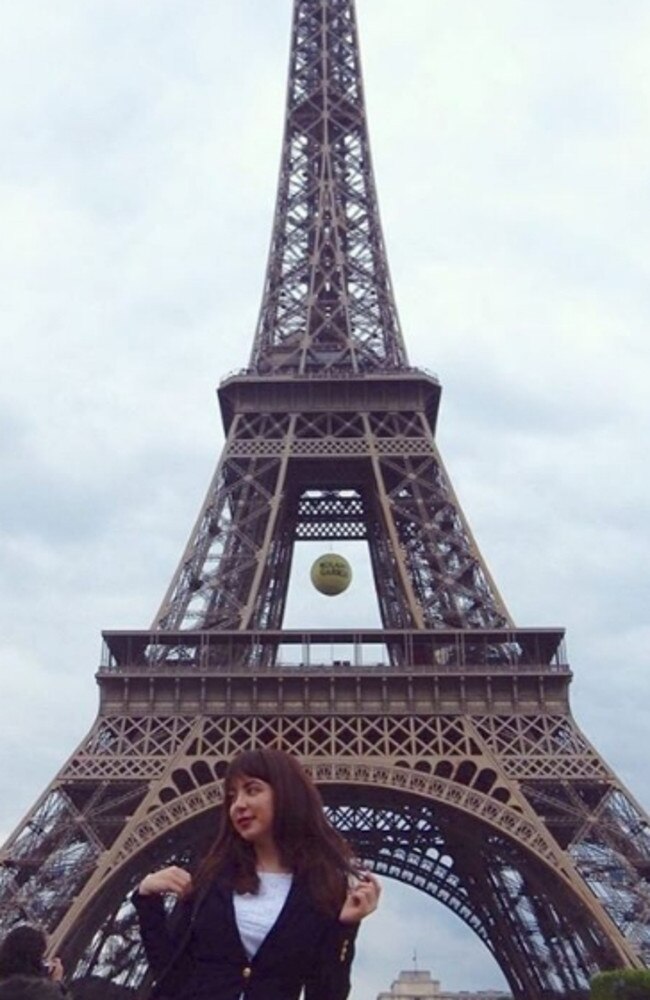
[1,1,650,997]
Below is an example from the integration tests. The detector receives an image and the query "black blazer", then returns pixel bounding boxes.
[132,876,359,1000]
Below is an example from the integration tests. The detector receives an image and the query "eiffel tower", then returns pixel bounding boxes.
[1,2,649,998]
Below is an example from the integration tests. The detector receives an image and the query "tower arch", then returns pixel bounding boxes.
[52,766,635,1000]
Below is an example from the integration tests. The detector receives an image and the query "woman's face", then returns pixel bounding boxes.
[228,774,275,848]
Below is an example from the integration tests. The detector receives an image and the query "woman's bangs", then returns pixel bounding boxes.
[223,749,271,796]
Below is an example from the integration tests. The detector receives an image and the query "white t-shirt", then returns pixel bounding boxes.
[233,871,293,959]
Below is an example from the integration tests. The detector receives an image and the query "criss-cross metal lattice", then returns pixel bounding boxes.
[1,2,648,999]
[250,0,406,374]
[153,404,510,634]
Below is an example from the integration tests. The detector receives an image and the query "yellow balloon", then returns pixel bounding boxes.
[310,553,352,596]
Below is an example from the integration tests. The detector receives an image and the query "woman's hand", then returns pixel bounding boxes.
[339,872,381,924]
[138,865,193,898]
[46,958,64,983]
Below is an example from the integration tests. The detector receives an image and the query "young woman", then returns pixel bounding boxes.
[133,748,380,1000]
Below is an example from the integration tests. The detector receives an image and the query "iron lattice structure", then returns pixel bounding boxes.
[1,2,649,999]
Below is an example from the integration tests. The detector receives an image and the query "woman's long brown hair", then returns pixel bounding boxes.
[192,749,356,916]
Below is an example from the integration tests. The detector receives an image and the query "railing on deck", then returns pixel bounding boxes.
[99,627,569,676]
